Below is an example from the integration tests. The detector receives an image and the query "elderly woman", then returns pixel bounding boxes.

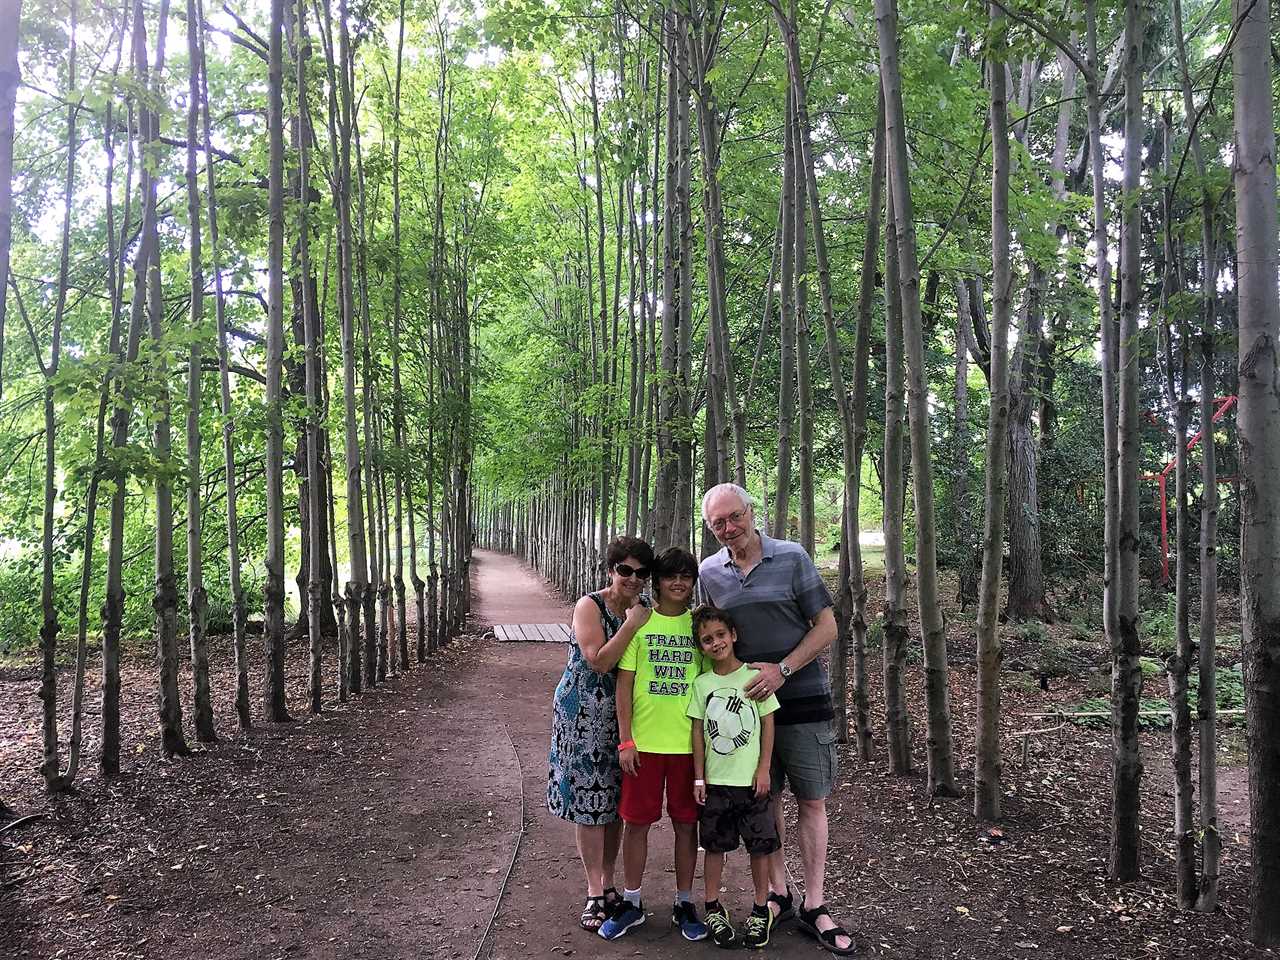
[548,535,655,931]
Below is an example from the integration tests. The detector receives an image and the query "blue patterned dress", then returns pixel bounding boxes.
[547,593,623,825]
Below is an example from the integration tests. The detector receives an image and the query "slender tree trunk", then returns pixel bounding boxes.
[35,0,79,791]
[952,277,977,608]
[1159,113,1196,906]
[1233,0,1280,942]
[792,85,815,559]
[67,11,130,786]
[184,0,215,742]
[199,0,249,731]
[262,0,290,722]
[1171,0,1219,910]
[390,0,410,671]
[334,0,368,692]
[1005,271,1048,621]
[1110,0,1146,881]
[876,0,958,796]
[975,7,1014,821]
[0,0,20,399]
[774,84,797,539]
[882,170,911,775]
[296,0,326,713]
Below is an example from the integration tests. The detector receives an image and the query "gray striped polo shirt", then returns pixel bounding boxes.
[698,532,834,726]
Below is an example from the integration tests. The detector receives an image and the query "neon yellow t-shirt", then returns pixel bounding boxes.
[619,609,702,754]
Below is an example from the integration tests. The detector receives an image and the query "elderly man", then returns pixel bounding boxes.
[697,482,854,956]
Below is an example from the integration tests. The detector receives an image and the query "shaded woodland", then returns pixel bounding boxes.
[2,0,1279,949]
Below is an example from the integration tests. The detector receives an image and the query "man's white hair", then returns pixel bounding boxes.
[701,482,755,522]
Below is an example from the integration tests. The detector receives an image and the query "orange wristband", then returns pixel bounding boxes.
[618,739,636,752]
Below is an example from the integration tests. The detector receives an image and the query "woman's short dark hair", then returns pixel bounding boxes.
[605,535,654,571]
[651,546,698,593]
[692,604,736,639]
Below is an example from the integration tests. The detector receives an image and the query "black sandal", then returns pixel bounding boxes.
[797,903,855,955]
[767,887,795,923]
[581,896,608,931]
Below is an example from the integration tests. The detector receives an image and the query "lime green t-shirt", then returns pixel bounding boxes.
[619,609,702,754]
[686,665,780,787]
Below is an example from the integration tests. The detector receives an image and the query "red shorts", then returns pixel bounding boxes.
[620,752,699,825]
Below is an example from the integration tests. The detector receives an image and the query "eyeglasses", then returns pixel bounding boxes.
[613,563,650,579]
[708,508,748,533]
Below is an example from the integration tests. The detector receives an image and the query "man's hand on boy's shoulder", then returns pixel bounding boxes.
[743,661,785,701]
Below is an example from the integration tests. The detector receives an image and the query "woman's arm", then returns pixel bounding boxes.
[578,597,650,674]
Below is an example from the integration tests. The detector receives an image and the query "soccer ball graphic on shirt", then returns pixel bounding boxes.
[704,688,757,755]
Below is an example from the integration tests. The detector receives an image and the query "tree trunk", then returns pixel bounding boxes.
[882,169,911,775]
[974,7,1014,820]
[1171,0,1219,910]
[1233,0,1280,942]
[390,0,409,671]
[296,0,326,713]
[36,0,79,790]
[876,0,958,797]
[68,9,130,786]
[333,0,368,693]
[1005,270,1048,622]
[0,0,19,399]
[185,0,215,742]
[1110,0,1146,882]
[774,83,797,540]
[952,277,978,608]
[793,85,815,559]
[199,0,250,731]
[263,0,290,722]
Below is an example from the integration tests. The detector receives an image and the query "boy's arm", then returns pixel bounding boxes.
[617,669,639,775]
[691,718,707,804]
[754,713,775,798]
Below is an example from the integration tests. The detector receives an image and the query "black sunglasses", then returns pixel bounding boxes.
[613,563,650,579]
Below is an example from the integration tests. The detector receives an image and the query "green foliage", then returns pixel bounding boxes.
[1064,663,1246,730]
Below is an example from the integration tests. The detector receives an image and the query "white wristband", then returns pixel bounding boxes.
[694,779,705,786]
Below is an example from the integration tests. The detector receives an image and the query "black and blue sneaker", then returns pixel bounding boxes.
[599,899,646,940]
[673,900,709,941]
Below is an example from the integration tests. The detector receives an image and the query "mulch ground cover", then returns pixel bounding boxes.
[0,566,1271,959]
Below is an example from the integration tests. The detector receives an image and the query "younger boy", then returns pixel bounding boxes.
[600,547,708,942]
[687,605,780,950]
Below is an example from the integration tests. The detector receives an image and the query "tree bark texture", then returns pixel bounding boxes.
[876,0,958,796]
[1233,0,1280,942]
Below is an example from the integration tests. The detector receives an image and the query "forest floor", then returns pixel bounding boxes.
[0,550,1269,959]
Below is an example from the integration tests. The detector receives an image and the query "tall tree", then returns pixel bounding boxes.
[263,0,290,721]
[974,3,1014,821]
[875,0,958,796]
[0,0,19,399]
[1110,0,1146,882]
[184,0,215,743]
[199,0,250,731]
[1233,0,1280,942]
[34,0,79,791]
[882,169,911,775]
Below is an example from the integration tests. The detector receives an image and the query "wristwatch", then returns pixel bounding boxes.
[779,660,793,679]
